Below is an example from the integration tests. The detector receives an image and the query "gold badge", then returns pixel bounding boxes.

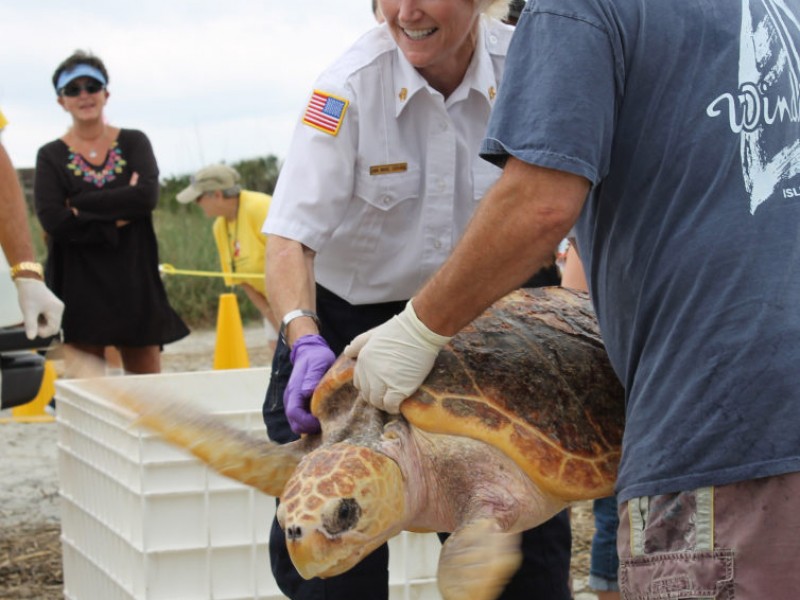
[489,86,496,100]
[399,87,408,101]
[369,162,408,175]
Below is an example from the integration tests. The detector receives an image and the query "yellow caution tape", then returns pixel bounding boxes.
[159,263,263,280]
[0,415,55,424]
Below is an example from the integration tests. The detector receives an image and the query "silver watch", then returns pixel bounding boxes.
[279,309,320,344]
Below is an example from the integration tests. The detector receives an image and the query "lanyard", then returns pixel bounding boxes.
[223,200,240,274]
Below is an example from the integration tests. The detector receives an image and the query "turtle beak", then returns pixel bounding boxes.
[287,522,378,579]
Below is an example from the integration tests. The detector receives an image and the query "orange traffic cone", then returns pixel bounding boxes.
[12,358,57,421]
[213,292,249,369]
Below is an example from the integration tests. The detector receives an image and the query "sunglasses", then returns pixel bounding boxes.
[60,80,105,97]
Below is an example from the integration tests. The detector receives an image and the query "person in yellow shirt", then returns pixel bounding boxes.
[177,164,278,344]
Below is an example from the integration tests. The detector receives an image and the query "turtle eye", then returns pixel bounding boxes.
[323,498,362,535]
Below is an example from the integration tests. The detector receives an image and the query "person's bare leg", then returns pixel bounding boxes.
[104,346,124,374]
[63,343,106,378]
[118,345,161,374]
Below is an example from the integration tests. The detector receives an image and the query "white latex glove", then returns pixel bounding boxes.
[14,278,64,340]
[344,300,451,413]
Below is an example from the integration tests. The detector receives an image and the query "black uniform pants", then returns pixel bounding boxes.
[262,285,571,600]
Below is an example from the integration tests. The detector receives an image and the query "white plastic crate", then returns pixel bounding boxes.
[56,368,442,600]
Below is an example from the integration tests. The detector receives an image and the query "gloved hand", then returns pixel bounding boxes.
[285,334,336,434]
[14,278,64,340]
[344,301,451,414]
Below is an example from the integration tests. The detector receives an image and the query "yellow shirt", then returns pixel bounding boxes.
[213,190,271,295]
[0,109,7,131]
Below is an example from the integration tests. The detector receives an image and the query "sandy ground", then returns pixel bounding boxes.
[0,325,601,599]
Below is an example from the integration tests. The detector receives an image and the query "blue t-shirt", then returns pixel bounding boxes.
[482,0,800,502]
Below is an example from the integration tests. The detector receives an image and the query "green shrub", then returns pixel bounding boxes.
[154,205,263,328]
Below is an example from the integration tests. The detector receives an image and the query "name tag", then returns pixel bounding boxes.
[369,162,408,176]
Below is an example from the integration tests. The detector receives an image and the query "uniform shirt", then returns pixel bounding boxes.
[212,189,271,295]
[264,17,512,304]
[482,0,800,502]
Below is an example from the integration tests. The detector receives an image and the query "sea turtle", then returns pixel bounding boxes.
[110,286,624,600]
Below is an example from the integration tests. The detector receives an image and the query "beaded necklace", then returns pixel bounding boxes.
[66,141,127,188]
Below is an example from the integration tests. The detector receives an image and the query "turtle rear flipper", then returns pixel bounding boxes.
[104,377,316,497]
[438,518,522,600]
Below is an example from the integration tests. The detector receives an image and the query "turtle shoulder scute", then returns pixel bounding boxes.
[311,356,357,421]
[311,355,392,447]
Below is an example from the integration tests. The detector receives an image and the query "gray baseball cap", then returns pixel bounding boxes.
[176,164,241,203]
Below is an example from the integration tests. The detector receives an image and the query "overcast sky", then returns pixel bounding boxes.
[0,1,376,177]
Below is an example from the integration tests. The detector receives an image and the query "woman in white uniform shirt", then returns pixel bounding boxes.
[262,1,572,599]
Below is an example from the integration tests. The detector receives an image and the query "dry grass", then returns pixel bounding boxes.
[0,525,63,600]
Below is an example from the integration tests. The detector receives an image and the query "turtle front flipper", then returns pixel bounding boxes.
[105,379,315,497]
[438,518,522,600]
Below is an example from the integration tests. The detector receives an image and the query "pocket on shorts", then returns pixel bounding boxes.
[619,549,734,599]
[264,341,292,413]
[620,489,735,599]
[262,340,297,444]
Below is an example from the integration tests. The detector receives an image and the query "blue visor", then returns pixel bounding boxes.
[56,64,107,92]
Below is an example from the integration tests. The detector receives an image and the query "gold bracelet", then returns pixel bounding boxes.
[10,261,44,279]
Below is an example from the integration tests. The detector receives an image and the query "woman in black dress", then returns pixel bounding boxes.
[35,50,188,375]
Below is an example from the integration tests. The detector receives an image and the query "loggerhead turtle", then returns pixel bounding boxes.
[111,286,624,600]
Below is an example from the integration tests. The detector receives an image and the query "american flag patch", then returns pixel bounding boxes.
[302,90,349,136]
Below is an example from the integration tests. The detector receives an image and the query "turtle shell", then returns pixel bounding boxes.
[313,286,624,501]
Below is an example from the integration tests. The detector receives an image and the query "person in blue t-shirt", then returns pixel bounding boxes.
[347,1,800,598]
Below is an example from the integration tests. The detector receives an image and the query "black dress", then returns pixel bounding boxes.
[34,128,189,346]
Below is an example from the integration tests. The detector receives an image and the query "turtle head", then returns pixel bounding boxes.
[278,442,405,579]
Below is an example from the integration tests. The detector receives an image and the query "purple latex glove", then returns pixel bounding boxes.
[285,334,336,434]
